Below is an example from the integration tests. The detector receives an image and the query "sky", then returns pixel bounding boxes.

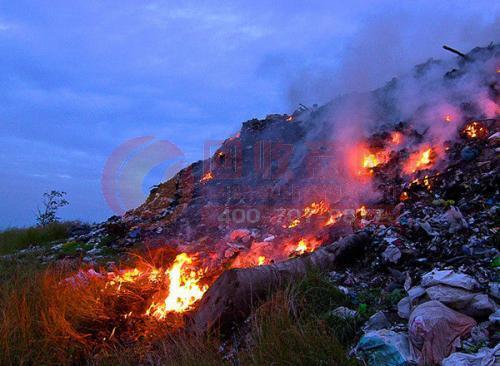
[0,0,497,228]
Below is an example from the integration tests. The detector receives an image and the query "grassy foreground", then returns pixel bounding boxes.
[0,256,361,366]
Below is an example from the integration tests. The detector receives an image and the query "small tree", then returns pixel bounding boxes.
[36,190,69,226]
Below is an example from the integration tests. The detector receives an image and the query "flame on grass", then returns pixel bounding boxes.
[146,253,208,318]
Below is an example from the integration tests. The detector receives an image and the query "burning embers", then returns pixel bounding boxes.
[462,121,489,139]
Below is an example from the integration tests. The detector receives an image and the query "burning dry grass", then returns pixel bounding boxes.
[0,258,360,365]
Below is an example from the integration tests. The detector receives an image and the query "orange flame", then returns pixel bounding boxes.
[286,201,330,228]
[444,114,453,123]
[324,211,343,226]
[404,147,434,173]
[146,253,208,318]
[293,238,321,255]
[201,171,214,183]
[257,256,266,266]
[302,201,329,218]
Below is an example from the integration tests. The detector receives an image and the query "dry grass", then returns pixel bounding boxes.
[0,260,359,365]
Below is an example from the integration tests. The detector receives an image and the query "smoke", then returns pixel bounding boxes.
[287,3,499,107]
[287,43,498,209]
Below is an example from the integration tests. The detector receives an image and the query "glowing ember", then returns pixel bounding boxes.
[287,218,301,229]
[146,253,208,318]
[286,115,293,122]
[257,256,266,266]
[463,121,489,139]
[201,171,214,183]
[444,114,453,123]
[400,191,409,201]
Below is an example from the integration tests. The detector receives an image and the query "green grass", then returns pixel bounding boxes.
[0,222,73,255]
[59,241,91,256]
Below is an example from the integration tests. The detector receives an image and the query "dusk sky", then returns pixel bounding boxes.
[0,1,497,228]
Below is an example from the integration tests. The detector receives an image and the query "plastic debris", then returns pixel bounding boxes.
[355,329,415,366]
[421,269,479,291]
[408,301,476,365]
[442,343,499,366]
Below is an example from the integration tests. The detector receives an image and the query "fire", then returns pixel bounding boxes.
[404,147,434,173]
[400,191,409,201]
[286,201,330,228]
[146,253,208,318]
[302,201,329,218]
[286,115,293,122]
[444,114,453,123]
[356,206,367,218]
[107,268,152,291]
[295,239,308,255]
[257,256,266,265]
[391,131,403,145]
[463,121,489,139]
[357,148,388,176]
[201,171,214,183]
[362,154,380,169]
[293,238,321,255]
[324,211,343,226]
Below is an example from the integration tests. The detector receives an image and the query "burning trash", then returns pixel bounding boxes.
[201,171,214,183]
[404,147,435,174]
[462,121,489,139]
[285,200,330,228]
